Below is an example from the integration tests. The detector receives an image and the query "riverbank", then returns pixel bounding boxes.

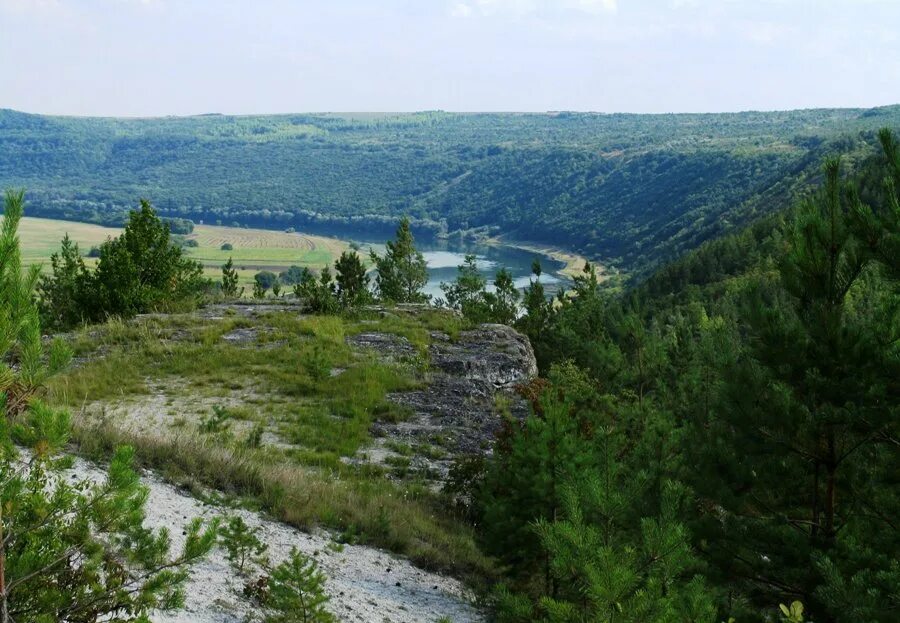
[483,236,603,281]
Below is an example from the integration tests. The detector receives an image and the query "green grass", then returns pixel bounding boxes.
[47,306,494,580]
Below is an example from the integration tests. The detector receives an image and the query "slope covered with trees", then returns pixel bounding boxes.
[462,129,899,622]
[3,106,899,276]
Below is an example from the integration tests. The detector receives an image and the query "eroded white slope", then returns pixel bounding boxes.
[70,458,483,623]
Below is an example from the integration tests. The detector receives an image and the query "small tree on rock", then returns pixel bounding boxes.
[334,250,371,308]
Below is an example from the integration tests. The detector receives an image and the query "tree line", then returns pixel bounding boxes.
[447,129,898,622]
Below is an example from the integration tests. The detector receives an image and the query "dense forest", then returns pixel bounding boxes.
[3,106,900,276]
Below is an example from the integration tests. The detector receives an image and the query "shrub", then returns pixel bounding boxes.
[264,548,334,623]
[220,515,268,574]
[199,405,231,434]
[254,271,278,290]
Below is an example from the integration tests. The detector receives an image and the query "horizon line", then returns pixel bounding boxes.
[3,103,900,121]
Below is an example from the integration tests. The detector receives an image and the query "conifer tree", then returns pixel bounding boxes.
[265,548,334,623]
[294,268,339,314]
[334,250,371,308]
[516,260,553,352]
[479,383,597,591]
[221,256,241,298]
[441,254,490,321]
[220,516,268,574]
[691,157,900,620]
[488,268,520,325]
[91,199,205,318]
[37,233,91,330]
[371,217,429,303]
[253,276,268,299]
[519,478,716,623]
[0,189,217,622]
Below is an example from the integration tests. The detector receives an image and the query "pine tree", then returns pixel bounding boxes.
[371,217,429,303]
[37,233,91,330]
[516,260,553,351]
[521,478,716,623]
[220,515,268,574]
[265,548,334,623]
[221,256,241,298]
[1,190,71,416]
[294,268,338,314]
[488,367,715,623]
[91,199,205,318]
[253,276,268,299]
[0,189,217,622]
[441,254,489,321]
[479,382,597,591]
[692,157,900,620]
[334,250,371,308]
[488,267,520,326]
[852,128,899,279]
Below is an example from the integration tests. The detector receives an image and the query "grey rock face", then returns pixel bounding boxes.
[429,324,538,387]
[346,332,418,360]
[349,323,538,481]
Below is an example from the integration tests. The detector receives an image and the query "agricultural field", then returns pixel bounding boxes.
[12,216,350,290]
[14,216,121,266]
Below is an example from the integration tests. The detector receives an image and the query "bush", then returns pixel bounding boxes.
[264,548,334,623]
[254,271,278,290]
[221,242,234,251]
[220,516,268,574]
[278,265,304,285]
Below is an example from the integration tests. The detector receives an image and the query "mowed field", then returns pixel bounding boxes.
[11,216,350,290]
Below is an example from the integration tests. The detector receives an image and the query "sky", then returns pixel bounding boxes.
[1,0,898,116]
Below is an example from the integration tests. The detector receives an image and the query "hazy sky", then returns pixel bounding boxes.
[1,0,898,116]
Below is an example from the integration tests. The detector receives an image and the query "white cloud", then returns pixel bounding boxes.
[565,0,617,14]
[450,0,615,18]
[741,21,788,45]
[450,2,473,17]
[0,0,61,13]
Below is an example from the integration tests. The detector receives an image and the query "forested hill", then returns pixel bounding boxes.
[2,106,899,276]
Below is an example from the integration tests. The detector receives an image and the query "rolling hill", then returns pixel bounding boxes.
[2,106,899,277]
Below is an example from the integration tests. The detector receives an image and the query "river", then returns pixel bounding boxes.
[356,237,572,301]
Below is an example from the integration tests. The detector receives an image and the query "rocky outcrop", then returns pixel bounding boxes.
[348,323,538,481]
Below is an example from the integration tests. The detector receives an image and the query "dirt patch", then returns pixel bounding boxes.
[80,381,291,449]
[68,457,483,623]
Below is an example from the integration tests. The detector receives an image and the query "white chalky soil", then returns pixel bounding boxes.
[69,458,483,623]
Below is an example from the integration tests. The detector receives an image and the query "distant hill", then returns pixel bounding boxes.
[2,107,899,277]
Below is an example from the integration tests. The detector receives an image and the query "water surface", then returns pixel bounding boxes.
[357,237,571,301]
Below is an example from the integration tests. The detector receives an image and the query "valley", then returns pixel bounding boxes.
[5,106,900,278]
[13,215,582,297]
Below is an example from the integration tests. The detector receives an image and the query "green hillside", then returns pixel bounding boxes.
[2,106,899,276]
